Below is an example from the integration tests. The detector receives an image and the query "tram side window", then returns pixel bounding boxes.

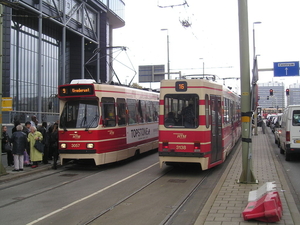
[138,100,146,123]
[117,98,127,126]
[102,97,116,127]
[230,100,234,124]
[127,99,137,125]
[205,94,210,128]
[153,101,159,122]
[224,98,229,124]
[145,101,153,122]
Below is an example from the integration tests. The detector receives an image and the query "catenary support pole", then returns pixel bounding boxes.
[237,0,257,184]
[0,4,7,175]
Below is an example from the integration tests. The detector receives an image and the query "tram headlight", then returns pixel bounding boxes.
[87,143,94,149]
[60,143,67,149]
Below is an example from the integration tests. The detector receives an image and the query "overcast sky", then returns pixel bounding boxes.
[112,0,300,91]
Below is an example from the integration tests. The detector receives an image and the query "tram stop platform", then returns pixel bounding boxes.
[195,126,300,225]
[0,157,54,183]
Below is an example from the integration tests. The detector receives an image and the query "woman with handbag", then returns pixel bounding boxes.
[2,126,14,166]
[27,126,43,168]
[11,125,28,172]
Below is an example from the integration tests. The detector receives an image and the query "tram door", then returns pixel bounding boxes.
[210,95,223,163]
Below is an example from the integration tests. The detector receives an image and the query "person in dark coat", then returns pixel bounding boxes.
[2,125,13,166]
[23,121,31,159]
[12,120,20,133]
[38,122,50,164]
[50,123,59,169]
[10,125,28,172]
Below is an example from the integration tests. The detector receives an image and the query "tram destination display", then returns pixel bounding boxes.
[59,85,95,97]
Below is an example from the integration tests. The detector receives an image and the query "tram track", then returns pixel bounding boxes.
[81,167,212,225]
[80,141,240,225]
[0,164,110,209]
[0,149,224,225]
[82,167,174,225]
[159,169,212,225]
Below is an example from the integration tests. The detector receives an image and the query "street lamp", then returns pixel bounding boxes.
[161,29,170,79]
[199,58,204,76]
[253,22,261,136]
[253,21,261,59]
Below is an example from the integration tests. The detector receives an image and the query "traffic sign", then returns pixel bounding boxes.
[273,61,299,77]
[2,97,12,111]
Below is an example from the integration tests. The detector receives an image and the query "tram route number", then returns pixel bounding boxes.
[71,143,80,148]
[176,145,186,150]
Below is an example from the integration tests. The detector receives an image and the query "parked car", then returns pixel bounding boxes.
[270,115,278,133]
[266,114,276,127]
[279,105,300,161]
[274,113,283,146]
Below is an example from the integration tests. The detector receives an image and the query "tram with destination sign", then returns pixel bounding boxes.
[158,77,241,170]
[58,79,159,165]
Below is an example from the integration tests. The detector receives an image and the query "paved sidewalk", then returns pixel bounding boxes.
[195,127,300,225]
[0,157,54,183]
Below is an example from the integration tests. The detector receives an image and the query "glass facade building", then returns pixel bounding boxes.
[287,83,300,106]
[258,82,285,109]
[1,0,125,125]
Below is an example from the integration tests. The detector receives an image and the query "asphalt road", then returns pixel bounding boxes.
[0,147,237,225]
[266,125,300,213]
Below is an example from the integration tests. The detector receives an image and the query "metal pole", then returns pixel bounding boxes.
[253,22,261,136]
[253,25,258,135]
[0,4,7,175]
[161,29,170,79]
[167,33,170,79]
[37,1,43,123]
[237,0,257,184]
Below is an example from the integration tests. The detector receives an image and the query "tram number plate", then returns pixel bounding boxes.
[71,144,80,148]
[176,145,186,150]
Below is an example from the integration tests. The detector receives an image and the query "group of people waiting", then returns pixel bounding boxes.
[1,115,59,172]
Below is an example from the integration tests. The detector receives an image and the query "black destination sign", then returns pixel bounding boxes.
[175,81,187,92]
[59,85,95,97]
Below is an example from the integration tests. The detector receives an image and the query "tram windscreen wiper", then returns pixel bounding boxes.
[85,114,99,131]
[61,117,68,131]
[80,116,87,127]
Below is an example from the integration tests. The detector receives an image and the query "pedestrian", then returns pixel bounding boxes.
[38,122,50,164]
[2,125,14,166]
[50,123,59,169]
[24,121,31,136]
[182,100,196,128]
[30,115,38,127]
[27,126,43,168]
[12,120,21,133]
[47,123,54,160]
[11,125,28,172]
[23,121,32,163]
[165,111,175,127]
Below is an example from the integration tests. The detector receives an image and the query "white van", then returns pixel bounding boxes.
[279,105,300,161]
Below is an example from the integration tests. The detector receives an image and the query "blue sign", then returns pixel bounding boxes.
[274,61,299,77]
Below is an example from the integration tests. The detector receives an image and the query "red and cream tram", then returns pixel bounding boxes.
[158,78,241,170]
[58,79,159,165]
